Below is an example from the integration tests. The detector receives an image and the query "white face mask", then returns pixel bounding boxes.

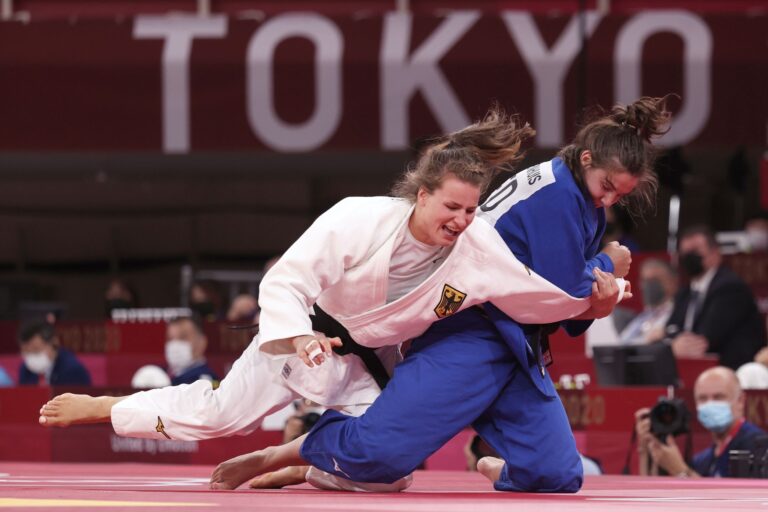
[165,339,194,375]
[23,351,53,375]
[746,229,768,252]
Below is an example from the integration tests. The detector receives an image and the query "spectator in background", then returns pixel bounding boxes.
[736,362,768,389]
[0,366,12,387]
[602,206,640,253]
[735,346,768,389]
[665,225,765,369]
[165,316,218,386]
[104,277,137,318]
[189,280,225,321]
[618,259,677,345]
[18,322,91,386]
[635,366,766,477]
[744,213,768,252]
[226,294,259,324]
[263,255,281,275]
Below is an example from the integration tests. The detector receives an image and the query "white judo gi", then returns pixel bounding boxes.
[111,196,592,443]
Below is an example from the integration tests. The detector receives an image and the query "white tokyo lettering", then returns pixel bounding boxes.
[133,15,227,153]
[503,11,603,147]
[614,10,711,145]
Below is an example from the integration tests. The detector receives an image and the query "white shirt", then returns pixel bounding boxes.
[684,265,718,331]
[386,225,449,303]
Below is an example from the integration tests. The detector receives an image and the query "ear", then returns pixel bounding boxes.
[416,187,429,205]
[580,150,592,168]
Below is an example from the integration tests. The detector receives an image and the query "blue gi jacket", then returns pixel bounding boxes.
[478,157,613,394]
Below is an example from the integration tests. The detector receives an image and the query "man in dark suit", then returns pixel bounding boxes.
[665,225,765,370]
[18,322,91,386]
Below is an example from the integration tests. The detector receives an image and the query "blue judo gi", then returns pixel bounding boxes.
[300,157,613,492]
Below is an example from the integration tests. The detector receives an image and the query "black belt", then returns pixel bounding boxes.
[524,323,559,370]
[310,306,390,391]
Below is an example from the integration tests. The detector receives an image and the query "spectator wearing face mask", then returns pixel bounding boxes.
[189,280,224,322]
[618,258,677,345]
[18,322,91,386]
[744,213,768,253]
[0,366,13,387]
[104,277,138,318]
[664,225,765,369]
[634,366,766,477]
[602,206,640,253]
[226,294,259,324]
[165,316,218,386]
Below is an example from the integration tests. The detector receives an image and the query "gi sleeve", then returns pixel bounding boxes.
[475,222,592,323]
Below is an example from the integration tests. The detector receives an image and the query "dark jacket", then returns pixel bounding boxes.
[170,361,219,386]
[19,347,92,386]
[692,421,766,477]
[666,266,765,369]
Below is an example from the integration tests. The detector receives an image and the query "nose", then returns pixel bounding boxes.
[602,192,618,208]
[455,212,472,229]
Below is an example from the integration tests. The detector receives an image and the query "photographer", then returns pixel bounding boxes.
[635,366,765,477]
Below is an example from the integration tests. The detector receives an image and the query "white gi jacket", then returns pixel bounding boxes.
[108,196,595,441]
[259,196,591,358]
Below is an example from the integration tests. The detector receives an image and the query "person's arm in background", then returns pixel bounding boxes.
[695,281,760,354]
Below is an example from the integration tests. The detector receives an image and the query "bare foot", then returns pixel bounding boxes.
[249,466,308,489]
[38,393,121,427]
[477,456,504,483]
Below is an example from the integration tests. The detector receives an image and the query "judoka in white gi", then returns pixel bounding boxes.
[37,107,621,491]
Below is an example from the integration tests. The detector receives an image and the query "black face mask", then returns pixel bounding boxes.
[680,251,705,278]
[641,278,666,307]
[190,301,216,318]
[105,299,133,316]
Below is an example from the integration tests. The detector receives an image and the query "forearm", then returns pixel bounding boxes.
[572,305,607,320]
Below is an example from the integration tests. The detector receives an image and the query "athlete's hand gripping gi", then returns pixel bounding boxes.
[293,335,343,367]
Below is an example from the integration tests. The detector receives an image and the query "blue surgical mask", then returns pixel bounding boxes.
[696,400,734,433]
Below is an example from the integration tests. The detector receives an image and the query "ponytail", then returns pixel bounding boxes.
[558,95,674,218]
[392,105,535,201]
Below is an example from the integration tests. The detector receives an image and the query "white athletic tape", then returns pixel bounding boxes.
[615,278,626,303]
[308,344,324,361]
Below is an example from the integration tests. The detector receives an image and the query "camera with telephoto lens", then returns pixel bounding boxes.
[649,397,690,440]
[729,436,768,478]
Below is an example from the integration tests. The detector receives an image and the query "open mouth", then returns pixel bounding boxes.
[442,226,459,237]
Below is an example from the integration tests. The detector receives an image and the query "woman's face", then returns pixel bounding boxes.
[411,174,481,246]
[581,151,639,209]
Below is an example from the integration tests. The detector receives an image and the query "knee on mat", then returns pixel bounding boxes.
[349,448,415,484]
[497,462,583,493]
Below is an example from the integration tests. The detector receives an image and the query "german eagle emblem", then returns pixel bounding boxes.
[434,284,467,319]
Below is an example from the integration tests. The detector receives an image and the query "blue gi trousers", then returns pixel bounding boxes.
[300,308,583,492]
